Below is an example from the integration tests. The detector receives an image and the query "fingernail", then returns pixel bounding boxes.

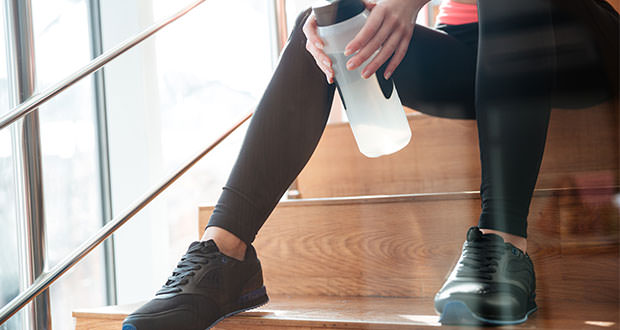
[315,42,323,49]
[346,61,355,70]
[362,70,370,79]
[344,48,352,56]
[322,59,331,67]
[384,71,392,79]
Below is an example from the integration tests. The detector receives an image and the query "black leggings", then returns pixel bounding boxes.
[207,0,618,243]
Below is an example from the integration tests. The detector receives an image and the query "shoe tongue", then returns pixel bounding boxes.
[466,227,483,241]
[466,226,504,243]
[187,240,219,254]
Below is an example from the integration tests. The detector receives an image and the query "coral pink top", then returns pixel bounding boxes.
[436,0,479,25]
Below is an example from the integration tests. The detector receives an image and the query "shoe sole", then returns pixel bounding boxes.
[439,300,537,326]
[122,286,269,330]
[205,286,270,330]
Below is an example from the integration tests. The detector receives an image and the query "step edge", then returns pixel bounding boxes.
[198,186,619,210]
[71,314,435,330]
[221,312,435,327]
[71,299,439,328]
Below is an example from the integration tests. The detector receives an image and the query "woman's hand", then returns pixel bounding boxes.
[303,0,426,83]
[345,0,425,79]
[303,10,340,84]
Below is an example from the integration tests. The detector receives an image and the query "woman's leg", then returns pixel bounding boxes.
[436,2,618,324]
[392,23,477,120]
[206,9,335,245]
[208,12,481,248]
[475,0,556,239]
[435,4,553,324]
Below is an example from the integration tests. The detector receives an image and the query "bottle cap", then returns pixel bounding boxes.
[313,0,366,27]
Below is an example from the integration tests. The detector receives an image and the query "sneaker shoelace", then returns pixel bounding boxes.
[157,244,218,294]
[456,239,506,280]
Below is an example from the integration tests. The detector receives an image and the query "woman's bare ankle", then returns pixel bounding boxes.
[201,226,247,261]
[479,228,527,253]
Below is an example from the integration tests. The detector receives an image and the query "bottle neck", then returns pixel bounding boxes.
[313,0,366,26]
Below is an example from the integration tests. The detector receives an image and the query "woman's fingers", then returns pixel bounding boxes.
[303,14,334,83]
[344,6,385,56]
[340,0,418,79]
[362,0,377,11]
[346,15,395,71]
[361,29,403,78]
[384,37,411,79]
[306,40,334,83]
[303,0,416,83]
[303,14,324,53]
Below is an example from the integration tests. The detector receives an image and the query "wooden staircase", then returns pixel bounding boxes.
[73,103,619,329]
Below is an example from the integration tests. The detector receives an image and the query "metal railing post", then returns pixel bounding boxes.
[87,0,118,307]
[5,0,51,329]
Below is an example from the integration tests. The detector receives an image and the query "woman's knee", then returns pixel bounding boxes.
[284,7,312,46]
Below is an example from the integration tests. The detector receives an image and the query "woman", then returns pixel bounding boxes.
[122,0,618,329]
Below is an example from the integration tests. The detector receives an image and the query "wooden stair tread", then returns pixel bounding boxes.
[73,295,619,330]
[297,104,618,197]
[73,302,143,320]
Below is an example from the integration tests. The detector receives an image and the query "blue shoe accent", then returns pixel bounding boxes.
[122,324,137,330]
[237,286,267,305]
[439,300,537,326]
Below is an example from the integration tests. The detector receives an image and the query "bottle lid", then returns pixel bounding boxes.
[313,0,366,27]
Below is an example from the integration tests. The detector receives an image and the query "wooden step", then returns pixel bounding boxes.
[296,103,618,198]
[199,187,619,304]
[73,295,619,330]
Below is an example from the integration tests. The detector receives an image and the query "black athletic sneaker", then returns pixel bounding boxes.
[434,227,537,325]
[122,240,268,330]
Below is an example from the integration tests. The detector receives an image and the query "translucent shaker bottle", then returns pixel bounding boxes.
[313,0,411,158]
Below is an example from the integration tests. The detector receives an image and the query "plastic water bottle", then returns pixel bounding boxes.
[313,0,411,158]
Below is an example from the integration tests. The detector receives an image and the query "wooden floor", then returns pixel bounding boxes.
[73,295,619,330]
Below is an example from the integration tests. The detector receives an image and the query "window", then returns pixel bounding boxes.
[32,0,107,329]
[2,0,278,327]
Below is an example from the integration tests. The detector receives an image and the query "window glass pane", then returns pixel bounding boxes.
[0,132,20,330]
[0,127,21,330]
[0,0,25,328]
[31,0,107,329]
[0,1,8,115]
